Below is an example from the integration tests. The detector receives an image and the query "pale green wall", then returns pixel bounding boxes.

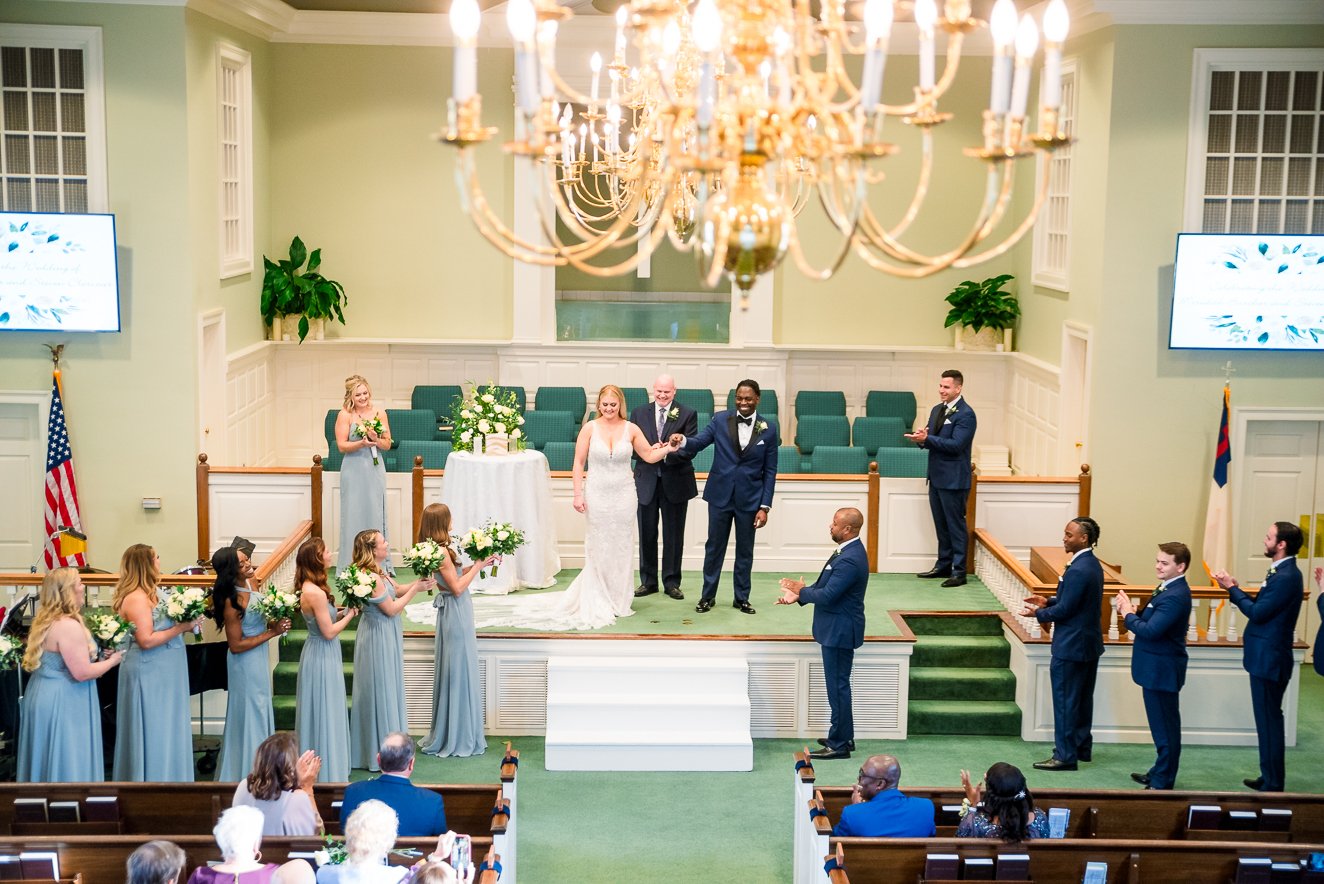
[267,44,514,339]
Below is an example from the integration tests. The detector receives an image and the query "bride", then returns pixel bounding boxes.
[472,384,679,631]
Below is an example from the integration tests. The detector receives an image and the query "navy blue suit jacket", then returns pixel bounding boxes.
[1034,549,1105,662]
[1125,576,1192,692]
[630,401,699,505]
[686,410,779,512]
[1314,590,1324,678]
[920,399,976,491]
[833,788,936,838]
[339,774,446,837]
[797,538,868,650]
[1228,557,1303,684]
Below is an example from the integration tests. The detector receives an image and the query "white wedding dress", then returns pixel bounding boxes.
[471,421,637,631]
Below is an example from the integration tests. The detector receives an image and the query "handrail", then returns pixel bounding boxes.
[196,453,323,563]
[253,520,314,586]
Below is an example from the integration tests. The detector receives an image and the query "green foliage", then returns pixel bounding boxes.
[260,236,348,343]
[942,274,1020,332]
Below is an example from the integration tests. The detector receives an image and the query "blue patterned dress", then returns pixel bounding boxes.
[18,645,105,782]
[349,580,407,771]
[420,577,486,757]
[337,423,388,569]
[296,605,351,783]
[217,592,275,780]
[113,603,194,781]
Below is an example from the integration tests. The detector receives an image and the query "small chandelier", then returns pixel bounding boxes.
[440,0,1073,306]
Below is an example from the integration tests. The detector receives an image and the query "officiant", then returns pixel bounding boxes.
[631,374,698,602]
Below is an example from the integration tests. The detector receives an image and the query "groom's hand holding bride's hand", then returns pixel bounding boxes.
[668,433,686,448]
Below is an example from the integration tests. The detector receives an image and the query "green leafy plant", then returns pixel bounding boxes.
[260,236,348,343]
[942,274,1020,332]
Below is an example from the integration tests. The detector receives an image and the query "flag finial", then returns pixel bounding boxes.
[1221,360,1235,385]
[44,343,64,369]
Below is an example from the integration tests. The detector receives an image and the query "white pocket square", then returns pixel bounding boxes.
[757,439,765,445]
[825,565,833,571]
[943,418,953,426]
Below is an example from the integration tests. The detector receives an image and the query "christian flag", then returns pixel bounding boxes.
[1201,384,1232,581]
[43,371,87,569]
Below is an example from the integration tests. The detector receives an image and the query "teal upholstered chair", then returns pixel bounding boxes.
[675,388,715,414]
[809,445,869,474]
[395,440,452,470]
[852,416,908,455]
[865,390,918,429]
[621,386,651,413]
[534,386,587,423]
[542,441,576,471]
[874,446,929,478]
[522,411,577,449]
[778,444,806,474]
[727,387,778,415]
[794,415,849,454]
[794,390,847,418]
[411,385,462,439]
[690,447,715,473]
[385,409,438,443]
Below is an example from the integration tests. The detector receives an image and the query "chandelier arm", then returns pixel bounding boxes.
[878,126,937,240]
[950,155,1053,268]
[545,159,642,246]
[694,206,731,291]
[543,160,669,256]
[556,214,672,277]
[454,150,571,263]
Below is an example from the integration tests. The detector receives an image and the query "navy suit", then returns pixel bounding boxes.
[1034,548,1104,764]
[1227,557,1303,791]
[685,411,779,604]
[339,773,446,837]
[798,537,869,752]
[631,401,699,593]
[1315,589,1324,678]
[918,398,976,576]
[1124,576,1192,789]
[833,787,936,838]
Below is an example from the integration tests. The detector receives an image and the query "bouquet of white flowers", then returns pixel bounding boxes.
[484,521,526,577]
[160,586,208,631]
[334,564,379,610]
[451,383,526,454]
[253,583,300,643]
[458,527,497,579]
[86,611,134,653]
[0,633,23,671]
[355,416,386,465]
[403,540,447,581]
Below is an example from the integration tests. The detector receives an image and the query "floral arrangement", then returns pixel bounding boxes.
[451,383,525,454]
[355,416,385,465]
[334,564,379,610]
[403,540,447,580]
[86,611,134,653]
[253,583,301,643]
[459,521,527,578]
[0,633,23,671]
[159,586,208,629]
[314,836,347,867]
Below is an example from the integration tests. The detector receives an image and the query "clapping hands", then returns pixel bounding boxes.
[960,769,983,805]
[777,576,805,605]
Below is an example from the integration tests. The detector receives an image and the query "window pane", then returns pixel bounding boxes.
[1206,114,1232,153]
[1229,199,1255,231]
[1234,114,1261,153]
[1237,71,1262,110]
[1231,157,1258,195]
[5,176,32,211]
[1262,114,1286,153]
[63,179,86,213]
[1204,156,1229,195]
[1256,200,1282,232]
[28,47,54,89]
[4,134,29,173]
[32,135,58,175]
[1259,157,1284,194]
[58,48,83,90]
[31,90,56,131]
[1313,202,1324,232]
[1286,157,1312,195]
[1,47,26,88]
[1265,71,1291,111]
[1284,200,1308,233]
[1290,114,1315,154]
[33,177,59,212]
[1293,71,1318,111]
[1202,200,1226,232]
[60,93,84,133]
[1210,70,1235,111]
[62,136,85,175]
[3,90,28,130]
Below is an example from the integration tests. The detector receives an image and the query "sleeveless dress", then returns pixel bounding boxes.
[217,591,275,781]
[420,573,486,758]
[18,646,105,782]
[338,421,388,569]
[473,421,637,630]
[114,604,194,781]
[349,579,407,771]
[296,603,351,783]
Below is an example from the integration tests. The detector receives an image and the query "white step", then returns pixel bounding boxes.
[546,656,749,695]
[545,730,753,771]
[546,692,751,732]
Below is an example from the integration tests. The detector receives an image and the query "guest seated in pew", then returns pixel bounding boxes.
[234,732,324,836]
[316,800,408,883]
[956,762,1051,842]
[340,733,446,838]
[127,840,187,884]
[406,832,475,884]
[832,754,936,838]
[273,862,316,884]
[188,805,314,884]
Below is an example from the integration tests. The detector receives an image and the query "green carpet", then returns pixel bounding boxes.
[905,613,1021,736]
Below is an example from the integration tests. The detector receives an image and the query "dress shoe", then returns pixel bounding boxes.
[917,568,952,579]
[941,575,968,588]
[1032,757,1078,772]
[1130,772,1151,786]
[818,738,856,751]
[634,585,659,598]
[1244,777,1267,791]
[695,599,715,613]
[664,587,685,600]
[733,601,756,615]
[808,747,851,760]
[1078,751,1092,762]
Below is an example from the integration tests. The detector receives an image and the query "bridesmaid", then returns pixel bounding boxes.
[348,529,433,771]
[336,375,392,571]
[113,544,205,781]
[214,546,289,781]
[17,567,123,781]
[295,537,357,782]
[417,504,494,758]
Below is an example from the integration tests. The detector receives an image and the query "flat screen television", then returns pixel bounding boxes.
[1169,232,1324,351]
[0,211,121,332]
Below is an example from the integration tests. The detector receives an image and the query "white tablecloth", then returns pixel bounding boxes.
[440,450,561,595]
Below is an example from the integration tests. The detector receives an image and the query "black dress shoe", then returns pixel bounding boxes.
[695,599,715,613]
[1032,757,1078,772]
[1078,751,1092,762]
[664,587,684,600]
[941,575,968,587]
[733,601,756,615]
[634,585,659,598]
[818,738,856,751]
[1243,777,1266,791]
[1130,772,1151,786]
[808,747,851,760]
[917,568,952,579]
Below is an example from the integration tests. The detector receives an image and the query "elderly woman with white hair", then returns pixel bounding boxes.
[187,805,313,884]
[315,799,406,883]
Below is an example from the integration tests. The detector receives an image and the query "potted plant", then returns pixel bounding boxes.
[943,273,1020,351]
[260,236,348,343]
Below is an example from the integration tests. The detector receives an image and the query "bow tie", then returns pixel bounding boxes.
[738,415,754,426]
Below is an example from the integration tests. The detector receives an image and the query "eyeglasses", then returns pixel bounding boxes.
[857,769,882,782]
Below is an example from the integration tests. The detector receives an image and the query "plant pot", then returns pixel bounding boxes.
[954,324,1012,352]
[268,315,325,342]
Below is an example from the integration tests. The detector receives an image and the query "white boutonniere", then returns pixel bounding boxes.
[668,406,680,420]
[755,420,768,434]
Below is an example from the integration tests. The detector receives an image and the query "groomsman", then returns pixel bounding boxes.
[1115,542,1194,790]
[905,369,976,587]
[631,374,698,601]
[1213,522,1305,792]
[672,379,779,614]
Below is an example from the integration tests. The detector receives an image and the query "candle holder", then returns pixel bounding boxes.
[438,96,497,147]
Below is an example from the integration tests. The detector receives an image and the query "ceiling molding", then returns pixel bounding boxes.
[1092,0,1324,25]
[189,0,297,40]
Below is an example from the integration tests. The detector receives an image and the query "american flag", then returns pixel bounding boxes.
[44,372,86,569]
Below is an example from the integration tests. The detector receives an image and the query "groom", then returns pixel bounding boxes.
[672,379,779,615]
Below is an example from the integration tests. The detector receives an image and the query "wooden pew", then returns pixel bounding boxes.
[828,838,1324,884]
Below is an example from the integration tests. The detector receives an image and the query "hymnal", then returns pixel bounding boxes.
[19,851,60,880]
[1047,806,1070,839]
[1260,808,1293,832]
[937,804,963,827]
[1187,804,1223,830]
[996,853,1030,881]
[48,800,81,823]
[1083,861,1108,884]
[0,856,20,881]
[85,795,120,822]
[1237,857,1273,884]
[12,798,48,823]
[924,853,960,880]
[1270,862,1303,884]
[331,800,343,821]
[963,857,995,880]
[1227,809,1260,831]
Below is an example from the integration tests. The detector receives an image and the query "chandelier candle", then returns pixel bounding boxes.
[449,0,479,102]
[988,0,1016,116]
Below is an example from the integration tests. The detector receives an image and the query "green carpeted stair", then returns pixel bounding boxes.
[904,613,1021,736]
[272,620,356,730]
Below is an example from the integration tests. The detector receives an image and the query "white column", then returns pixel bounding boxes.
[511,159,557,344]
[728,274,775,347]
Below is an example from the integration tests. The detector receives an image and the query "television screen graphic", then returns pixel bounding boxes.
[0,212,121,333]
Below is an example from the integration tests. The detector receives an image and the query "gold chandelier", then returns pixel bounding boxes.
[440,0,1073,306]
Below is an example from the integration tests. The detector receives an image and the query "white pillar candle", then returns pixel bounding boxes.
[449,0,480,102]
[914,0,936,92]
[1009,14,1039,118]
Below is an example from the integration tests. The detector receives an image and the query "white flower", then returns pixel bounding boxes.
[517,415,525,425]
[668,407,680,419]
[497,530,510,541]
[511,428,522,439]
[478,419,491,433]
[0,636,13,653]
[461,409,472,419]
[495,422,506,434]
[461,429,473,441]
[482,393,495,403]
[477,535,493,549]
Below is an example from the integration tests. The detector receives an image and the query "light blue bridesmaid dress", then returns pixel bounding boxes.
[296,607,350,783]
[217,591,275,780]
[337,424,388,569]
[18,646,105,782]
[113,604,194,781]
[420,578,486,758]
[349,580,407,771]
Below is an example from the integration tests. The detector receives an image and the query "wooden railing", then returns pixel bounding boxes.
[196,454,323,563]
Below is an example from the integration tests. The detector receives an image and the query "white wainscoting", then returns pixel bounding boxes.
[224,343,278,467]
[975,480,1083,563]
[1006,354,1063,477]
[206,472,314,560]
